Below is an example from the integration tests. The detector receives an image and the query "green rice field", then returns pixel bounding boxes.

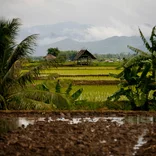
[32,66,123,102]
[72,85,120,102]
[22,67,122,75]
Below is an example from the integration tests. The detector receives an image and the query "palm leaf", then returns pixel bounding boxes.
[107,88,125,101]
[71,88,83,101]
[18,66,40,86]
[139,62,151,81]
[9,95,52,110]
[139,28,152,52]
[66,83,72,95]
[109,71,124,79]
[150,26,156,51]
[7,18,21,41]
[7,34,38,70]
[127,45,149,55]
[124,54,151,68]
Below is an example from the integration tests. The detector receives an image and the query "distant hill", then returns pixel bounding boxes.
[35,36,146,56]
[19,21,147,56]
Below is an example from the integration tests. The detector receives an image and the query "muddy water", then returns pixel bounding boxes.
[0,115,155,155]
[0,115,155,134]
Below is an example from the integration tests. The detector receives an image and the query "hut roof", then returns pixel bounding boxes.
[74,49,96,60]
[43,54,56,60]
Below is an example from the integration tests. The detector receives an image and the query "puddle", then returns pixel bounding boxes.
[133,129,147,155]
[0,116,155,134]
[0,116,154,155]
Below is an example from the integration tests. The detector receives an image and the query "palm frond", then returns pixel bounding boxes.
[150,26,156,51]
[1,64,17,90]
[0,18,20,73]
[71,88,83,101]
[109,71,124,79]
[139,28,152,52]
[21,88,70,109]
[7,18,21,41]
[127,45,149,55]
[9,95,52,110]
[107,88,125,101]
[7,34,38,70]
[124,54,151,68]
[0,94,7,110]
[18,66,40,86]
[139,62,151,81]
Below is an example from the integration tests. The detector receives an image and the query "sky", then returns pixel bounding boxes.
[0,0,156,40]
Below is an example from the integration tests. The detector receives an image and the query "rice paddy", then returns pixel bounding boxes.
[71,85,121,102]
[32,66,123,102]
[40,68,122,75]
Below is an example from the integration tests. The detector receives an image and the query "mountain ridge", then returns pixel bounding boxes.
[35,36,146,56]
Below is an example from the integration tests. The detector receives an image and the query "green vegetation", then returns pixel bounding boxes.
[72,85,120,102]
[0,17,155,111]
[0,18,71,110]
[47,47,60,57]
[108,26,156,110]
[0,18,40,110]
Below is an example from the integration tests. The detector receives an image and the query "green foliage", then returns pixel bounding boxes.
[0,18,39,110]
[63,50,77,61]
[108,26,156,111]
[74,100,102,110]
[127,26,156,81]
[104,101,132,110]
[71,88,83,101]
[55,53,67,63]
[66,83,72,95]
[55,81,83,105]
[55,80,61,93]
[0,18,66,110]
[47,47,60,57]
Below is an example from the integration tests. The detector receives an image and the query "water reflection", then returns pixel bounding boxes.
[0,118,19,134]
[0,116,156,134]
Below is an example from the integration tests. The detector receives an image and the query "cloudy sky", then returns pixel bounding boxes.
[1,0,156,41]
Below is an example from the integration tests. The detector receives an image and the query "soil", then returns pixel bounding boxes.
[0,111,156,156]
[73,80,120,85]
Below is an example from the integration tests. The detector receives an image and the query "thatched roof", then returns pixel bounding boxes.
[74,50,96,60]
[43,54,56,61]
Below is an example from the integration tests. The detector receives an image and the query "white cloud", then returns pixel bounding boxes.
[0,0,155,41]
[38,36,67,45]
[86,23,153,41]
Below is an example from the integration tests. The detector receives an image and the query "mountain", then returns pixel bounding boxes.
[19,21,92,44]
[35,36,145,56]
[19,21,147,56]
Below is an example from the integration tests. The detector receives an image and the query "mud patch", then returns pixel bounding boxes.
[0,112,156,155]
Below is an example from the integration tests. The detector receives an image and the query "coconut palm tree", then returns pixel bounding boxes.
[0,18,68,110]
[0,18,42,109]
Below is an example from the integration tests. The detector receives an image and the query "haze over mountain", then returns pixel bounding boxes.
[35,36,146,56]
[18,22,147,56]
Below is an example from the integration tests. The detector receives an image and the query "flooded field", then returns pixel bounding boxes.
[0,115,155,133]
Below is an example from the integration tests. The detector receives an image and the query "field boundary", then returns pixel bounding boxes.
[73,80,120,85]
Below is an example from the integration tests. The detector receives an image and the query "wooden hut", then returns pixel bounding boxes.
[74,49,96,65]
[43,54,56,61]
